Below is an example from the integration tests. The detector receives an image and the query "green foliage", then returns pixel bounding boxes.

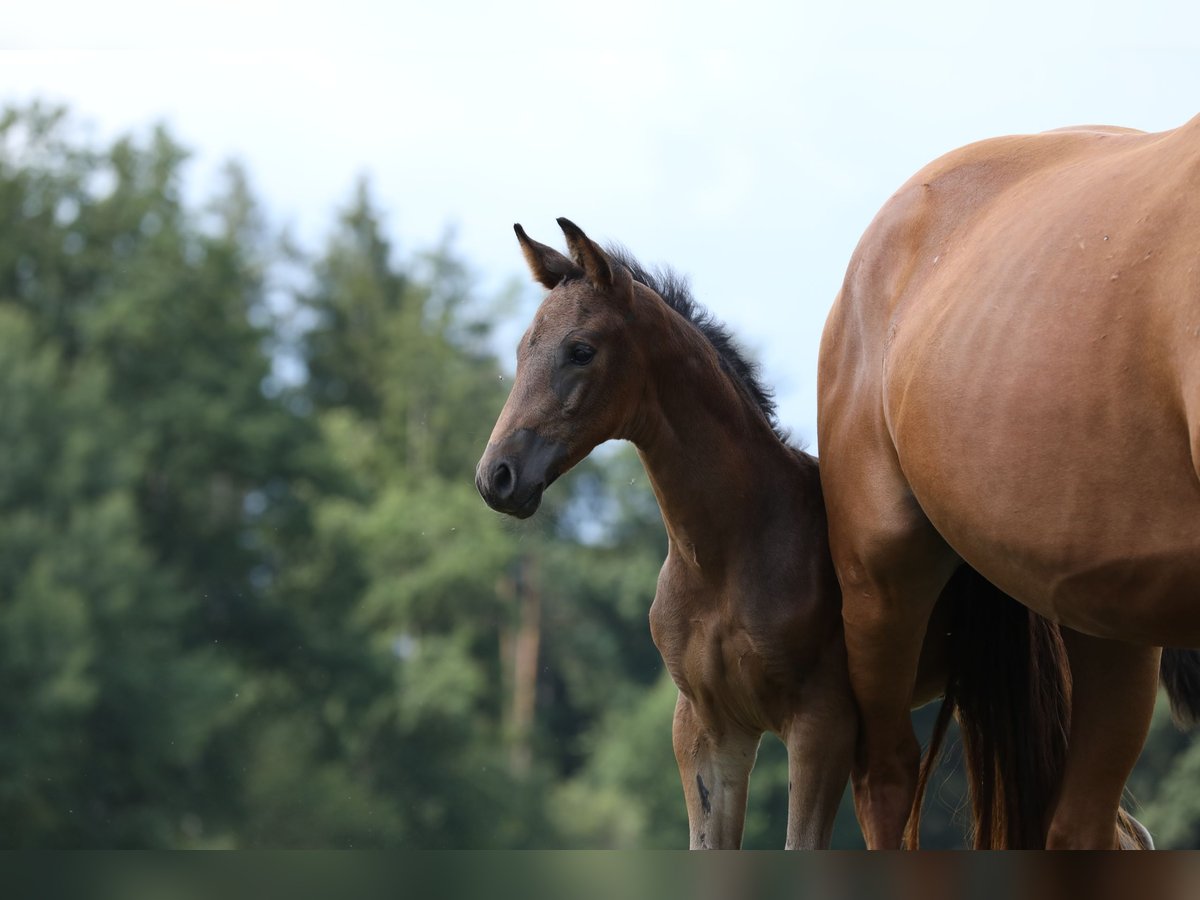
[0,101,1195,849]
[547,673,684,848]
[1129,697,1200,848]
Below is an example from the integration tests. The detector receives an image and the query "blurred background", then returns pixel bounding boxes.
[2,2,1199,848]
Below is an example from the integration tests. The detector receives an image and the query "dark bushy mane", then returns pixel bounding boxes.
[605,245,787,442]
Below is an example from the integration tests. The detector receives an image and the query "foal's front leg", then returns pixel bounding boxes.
[672,692,760,849]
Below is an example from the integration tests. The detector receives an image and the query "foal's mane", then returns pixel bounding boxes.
[605,245,788,443]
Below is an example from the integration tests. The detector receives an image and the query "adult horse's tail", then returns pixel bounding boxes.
[905,565,1069,848]
[906,566,1157,849]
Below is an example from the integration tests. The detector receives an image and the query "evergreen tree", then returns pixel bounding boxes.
[0,107,239,846]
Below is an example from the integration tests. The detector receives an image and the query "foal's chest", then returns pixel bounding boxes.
[649,582,803,733]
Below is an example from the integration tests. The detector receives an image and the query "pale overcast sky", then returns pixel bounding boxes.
[4,1,1199,444]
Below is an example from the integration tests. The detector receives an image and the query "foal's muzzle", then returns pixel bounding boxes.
[476,429,568,519]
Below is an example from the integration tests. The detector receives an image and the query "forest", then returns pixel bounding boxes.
[1,103,1197,848]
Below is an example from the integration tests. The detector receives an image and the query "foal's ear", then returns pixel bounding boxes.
[514,223,581,289]
[557,217,613,289]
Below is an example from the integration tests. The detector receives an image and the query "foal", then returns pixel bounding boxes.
[476,219,854,847]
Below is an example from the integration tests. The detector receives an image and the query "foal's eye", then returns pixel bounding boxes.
[567,343,595,366]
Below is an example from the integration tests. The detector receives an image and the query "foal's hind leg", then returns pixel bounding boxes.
[672,692,760,849]
[1046,630,1161,849]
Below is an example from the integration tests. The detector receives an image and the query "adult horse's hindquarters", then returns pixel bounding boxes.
[818,117,1200,848]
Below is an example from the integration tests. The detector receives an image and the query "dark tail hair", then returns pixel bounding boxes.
[1159,647,1200,729]
[905,565,1070,848]
[906,566,1155,849]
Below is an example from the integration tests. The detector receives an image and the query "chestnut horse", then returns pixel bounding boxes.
[475,219,1161,847]
[819,117,1200,848]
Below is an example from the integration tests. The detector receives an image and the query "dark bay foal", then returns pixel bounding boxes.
[476,219,853,847]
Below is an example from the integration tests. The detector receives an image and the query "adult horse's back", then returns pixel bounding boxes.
[818,116,1200,848]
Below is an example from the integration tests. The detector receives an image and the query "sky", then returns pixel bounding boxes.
[4,1,1200,445]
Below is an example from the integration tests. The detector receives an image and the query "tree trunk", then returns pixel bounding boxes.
[509,556,541,776]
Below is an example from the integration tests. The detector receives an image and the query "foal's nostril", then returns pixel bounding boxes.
[493,461,515,498]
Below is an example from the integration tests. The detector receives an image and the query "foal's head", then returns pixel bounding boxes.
[476,218,650,518]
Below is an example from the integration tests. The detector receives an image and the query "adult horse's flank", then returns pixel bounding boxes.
[475,219,1146,848]
[819,117,1200,848]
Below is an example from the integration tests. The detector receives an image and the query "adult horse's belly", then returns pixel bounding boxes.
[881,151,1200,645]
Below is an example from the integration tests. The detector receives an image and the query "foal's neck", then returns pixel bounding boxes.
[628,310,805,575]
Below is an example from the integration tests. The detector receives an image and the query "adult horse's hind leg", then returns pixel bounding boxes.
[834,516,960,849]
[671,692,760,849]
[820,333,962,847]
[1046,630,1161,849]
